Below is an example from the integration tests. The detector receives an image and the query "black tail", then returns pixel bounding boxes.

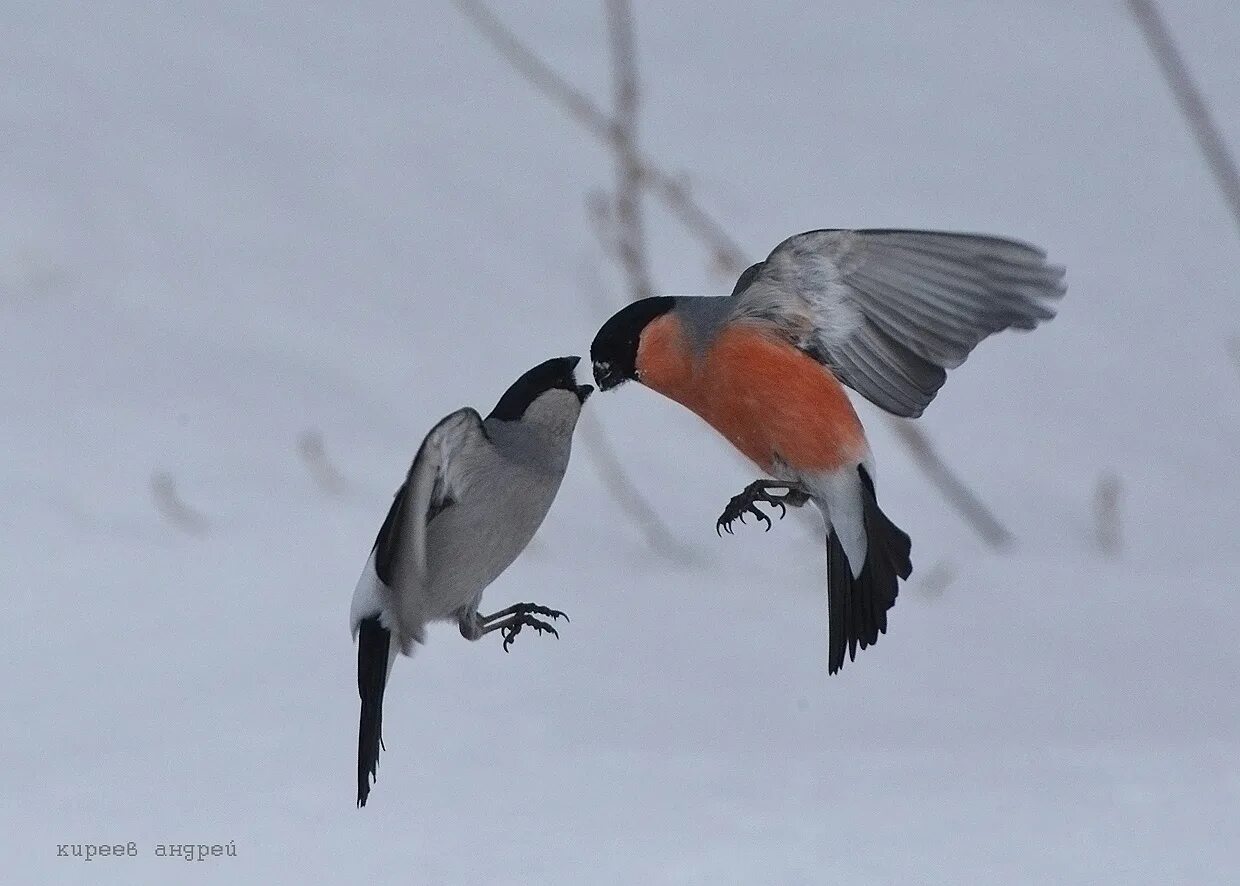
[826,466,912,675]
[357,615,390,807]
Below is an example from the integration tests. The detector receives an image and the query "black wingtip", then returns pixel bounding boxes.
[357,615,391,808]
[825,467,912,675]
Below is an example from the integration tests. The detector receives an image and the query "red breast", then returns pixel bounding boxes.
[636,313,868,474]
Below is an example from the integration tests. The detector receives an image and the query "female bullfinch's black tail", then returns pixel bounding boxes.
[826,466,912,674]
[357,615,390,807]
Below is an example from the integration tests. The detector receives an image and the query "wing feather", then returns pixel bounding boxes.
[374,407,487,646]
[729,229,1065,417]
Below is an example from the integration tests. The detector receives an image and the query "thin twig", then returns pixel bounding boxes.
[884,419,1013,547]
[917,560,957,600]
[585,189,620,265]
[451,0,613,142]
[577,410,691,561]
[1128,0,1240,238]
[592,1,688,555]
[576,241,624,316]
[451,0,748,269]
[889,421,1013,549]
[297,430,349,497]
[604,0,653,302]
[150,471,210,537]
[1093,471,1123,556]
[1227,335,1240,379]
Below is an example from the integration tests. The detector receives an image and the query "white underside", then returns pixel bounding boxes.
[349,550,385,636]
[807,461,870,579]
[349,551,402,678]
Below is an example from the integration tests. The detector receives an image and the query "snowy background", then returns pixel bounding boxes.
[3,1,1239,883]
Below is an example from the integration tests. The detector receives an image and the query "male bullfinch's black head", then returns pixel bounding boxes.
[488,355,593,422]
[590,296,677,391]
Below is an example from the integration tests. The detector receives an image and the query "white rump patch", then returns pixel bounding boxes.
[349,550,387,637]
[816,469,867,579]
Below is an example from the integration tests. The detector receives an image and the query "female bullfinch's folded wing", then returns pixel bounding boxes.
[373,407,488,650]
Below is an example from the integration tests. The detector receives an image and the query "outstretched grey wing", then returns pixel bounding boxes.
[728,229,1066,417]
[373,407,488,641]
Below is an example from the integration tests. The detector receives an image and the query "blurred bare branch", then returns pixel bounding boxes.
[150,471,210,537]
[451,0,612,141]
[1093,471,1123,556]
[1226,335,1240,379]
[917,560,957,600]
[587,1,689,555]
[297,430,349,497]
[577,410,692,561]
[889,421,1013,549]
[454,0,1015,549]
[1128,0,1240,239]
[576,244,624,317]
[451,0,748,269]
[0,248,72,303]
[585,189,620,266]
[604,0,653,302]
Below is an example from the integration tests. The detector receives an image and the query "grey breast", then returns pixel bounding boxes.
[420,420,571,619]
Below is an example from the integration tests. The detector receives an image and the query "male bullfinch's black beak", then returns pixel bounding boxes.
[576,384,594,404]
[592,361,624,391]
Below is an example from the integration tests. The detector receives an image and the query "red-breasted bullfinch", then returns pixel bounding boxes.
[590,229,1065,674]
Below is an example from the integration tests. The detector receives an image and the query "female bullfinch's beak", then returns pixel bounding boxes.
[576,384,594,404]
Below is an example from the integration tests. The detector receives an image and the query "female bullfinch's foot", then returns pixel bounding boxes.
[473,602,568,652]
[498,615,561,652]
[716,480,812,535]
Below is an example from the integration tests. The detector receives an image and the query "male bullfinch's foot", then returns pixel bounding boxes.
[716,480,811,536]
[477,603,569,652]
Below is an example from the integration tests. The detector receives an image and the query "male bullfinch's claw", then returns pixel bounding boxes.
[716,479,811,536]
[748,504,773,531]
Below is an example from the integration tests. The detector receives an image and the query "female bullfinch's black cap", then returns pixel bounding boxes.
[489,356,593,422]
[590,296,676,391]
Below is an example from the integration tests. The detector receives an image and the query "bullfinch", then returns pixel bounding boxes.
[590,229,1065,675]
[351,356,593,806]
